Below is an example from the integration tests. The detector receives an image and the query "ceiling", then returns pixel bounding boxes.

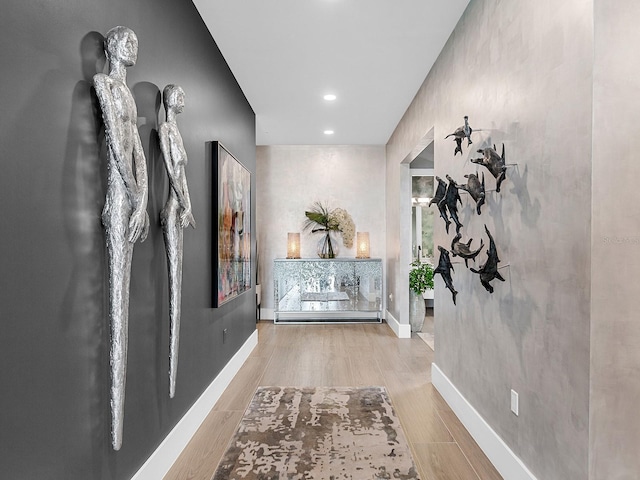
[191,0,470,146]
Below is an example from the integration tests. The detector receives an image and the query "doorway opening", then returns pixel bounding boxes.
[401,128,435,349]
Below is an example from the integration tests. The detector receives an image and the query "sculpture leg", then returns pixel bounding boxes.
[105,220,133,451]
[164,217,183,398]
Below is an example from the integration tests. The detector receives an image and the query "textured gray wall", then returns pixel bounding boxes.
[0,1,255,479]
[256,145,386,314]
[590,0,640,478]
[386,0,592,478]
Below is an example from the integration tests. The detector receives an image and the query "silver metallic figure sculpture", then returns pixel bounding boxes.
[159,84,196,399]
[93,26,149,451]
[445,116,473,155]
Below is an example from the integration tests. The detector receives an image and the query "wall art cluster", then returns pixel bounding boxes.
[432,116,513,304]
[94,26,204,450]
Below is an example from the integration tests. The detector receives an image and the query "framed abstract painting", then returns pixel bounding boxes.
[211,141,251,307]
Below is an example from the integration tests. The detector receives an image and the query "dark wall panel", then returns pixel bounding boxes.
[0,0,256,478]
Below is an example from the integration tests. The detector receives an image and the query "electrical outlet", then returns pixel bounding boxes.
[223,328,228,344]
[511,389,519,416]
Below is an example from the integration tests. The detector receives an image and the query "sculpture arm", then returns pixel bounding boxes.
[159,124,187,207]
[159,125,195,228]
[128,129,149,242]
[179,171,196,229]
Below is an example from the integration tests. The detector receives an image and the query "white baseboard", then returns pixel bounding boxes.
[432,363,538,480]
[260,307,274,320]
[131,329,258,480]
[385,310,412,338]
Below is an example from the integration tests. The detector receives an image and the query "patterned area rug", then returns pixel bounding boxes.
[213,386,420,479]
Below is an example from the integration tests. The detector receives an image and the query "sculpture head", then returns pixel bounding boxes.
[105,26,138,67]
[163,84,185,114]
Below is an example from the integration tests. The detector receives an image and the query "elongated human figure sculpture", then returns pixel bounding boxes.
[159,84,196,398]
[93,26,149,450]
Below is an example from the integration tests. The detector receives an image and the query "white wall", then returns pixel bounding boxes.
[256,145,386,315]
[590,0,640,478]
[386,0,593,478]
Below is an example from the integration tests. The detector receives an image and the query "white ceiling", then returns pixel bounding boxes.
[191,0,470,145]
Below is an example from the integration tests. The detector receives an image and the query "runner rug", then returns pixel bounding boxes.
[213,386,420,479]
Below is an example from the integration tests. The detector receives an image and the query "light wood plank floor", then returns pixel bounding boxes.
[164,321,502,480]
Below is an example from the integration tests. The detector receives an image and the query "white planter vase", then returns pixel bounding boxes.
[409,290,426,333]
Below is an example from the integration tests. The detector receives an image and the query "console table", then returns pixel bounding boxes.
[273,258,383,323]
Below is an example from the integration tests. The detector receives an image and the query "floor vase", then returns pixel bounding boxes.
[409,291,425,332]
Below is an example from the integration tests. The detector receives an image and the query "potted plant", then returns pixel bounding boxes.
[409,260,434,332]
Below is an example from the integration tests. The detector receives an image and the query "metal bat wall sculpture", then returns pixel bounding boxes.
[429,176,450,233]
[470,225,505,293]
[438,175,463,234]
[471,143,507,192]
[458,172,486,215]
[444,115,473,156]
[435,245,458,305]
[450,232,484,268]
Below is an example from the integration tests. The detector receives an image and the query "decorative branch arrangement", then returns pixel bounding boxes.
[303,202,355,259]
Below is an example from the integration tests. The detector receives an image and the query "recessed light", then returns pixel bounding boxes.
[324,130,334,135]
[323,94,337,101]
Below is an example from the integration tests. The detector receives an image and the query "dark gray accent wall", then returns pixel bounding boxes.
[0,1,256,479]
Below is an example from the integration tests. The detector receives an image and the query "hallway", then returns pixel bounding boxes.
[165,322,502,479]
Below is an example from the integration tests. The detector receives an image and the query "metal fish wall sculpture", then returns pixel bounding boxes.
[470,225,505,293]
[458,172,486,215]
[444,115,473,156]
[429,176,450,233]
[471,144,507,192]
[450,232,484,268]
[435,245,458,305]
[438,175,463,234]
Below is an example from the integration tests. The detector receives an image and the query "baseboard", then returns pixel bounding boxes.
[260,307,274,320]
[385,310,412,338]
[131,329,259,480]
[431,363,538,480]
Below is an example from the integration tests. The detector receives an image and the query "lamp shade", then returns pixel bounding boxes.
[356,232,370,258]
[287,232,301,258]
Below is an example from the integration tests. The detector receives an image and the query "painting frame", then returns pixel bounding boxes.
[211,141,251,307]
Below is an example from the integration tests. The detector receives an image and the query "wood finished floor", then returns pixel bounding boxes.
[164,320,502,480]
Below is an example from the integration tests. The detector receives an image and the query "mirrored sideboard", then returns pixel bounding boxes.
[273,258,383,323]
